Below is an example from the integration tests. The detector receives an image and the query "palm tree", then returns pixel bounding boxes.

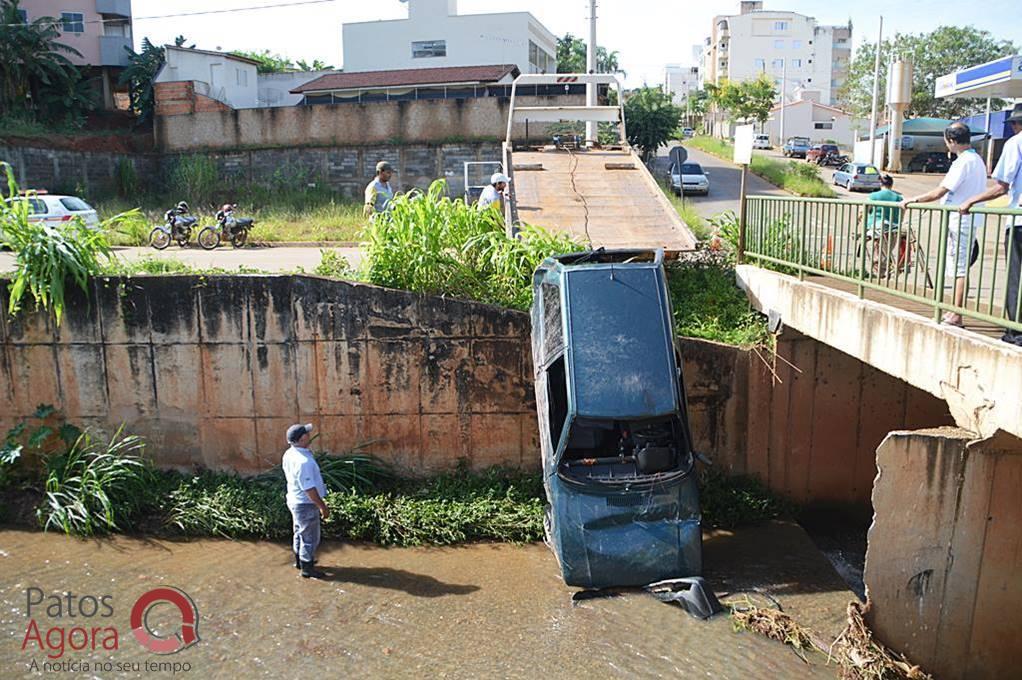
[0,0,82,119]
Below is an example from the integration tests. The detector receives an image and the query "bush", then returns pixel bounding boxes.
[313,249,360,280]
[114,158,139,198]
[699,469,792,529]
[363,179,583,310]
[38,427,153,536]
[167,155,219,206]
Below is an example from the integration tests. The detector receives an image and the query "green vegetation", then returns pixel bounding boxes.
[685,136,835,198]
[624,86,682,162]
[705,75,777,129]
[362,179,582,310]
[229,49,334,74]
[699,469,791,529]
[121,36,191,122]
[0,164,139,323]
[667,251,770,347]
[659,180,709,240]
[555,34,624,76]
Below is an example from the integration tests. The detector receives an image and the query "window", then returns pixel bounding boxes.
[60,12,84,34]
[772,59,784,70]
[236,69,248,86]
[774,21,788,31]
[792,59,802,68]
[774,39,785,49]
[792,39,802,49]
[814,122,833,130]
[412,40,446,59]
[59,197,90,211]
[16,8,26,23]
[754,58,766,70]
[529,40,551,74]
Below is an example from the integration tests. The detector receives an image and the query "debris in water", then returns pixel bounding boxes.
[644,577,724,620]
[728,599,816,663]
[571,589,620,606]
[830,601,933,680]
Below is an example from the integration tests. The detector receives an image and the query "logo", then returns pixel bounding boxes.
[130,588,200,655]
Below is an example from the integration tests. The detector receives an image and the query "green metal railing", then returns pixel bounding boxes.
[741,195,1022,332]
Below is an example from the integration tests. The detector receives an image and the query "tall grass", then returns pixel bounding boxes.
[659,180,709,240]
[38,427,153,536]
[363,179,583,310]
[0,164,137,323]
[167,155,219,206]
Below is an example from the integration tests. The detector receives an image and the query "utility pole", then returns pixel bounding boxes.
[779,58,787,147]
[868,16,884,165]
[586,0,598,145]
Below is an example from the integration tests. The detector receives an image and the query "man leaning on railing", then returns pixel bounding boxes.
[961,103,1022,347]
[901,123,987,327]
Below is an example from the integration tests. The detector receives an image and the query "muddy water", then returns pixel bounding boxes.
[0,526,846,678]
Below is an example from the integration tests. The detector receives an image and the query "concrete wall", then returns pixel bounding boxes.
[0,276,536,475]
[154,95,582,152]
[681,331,953,508]
[1,142,503,200]
[865,429,1022,679]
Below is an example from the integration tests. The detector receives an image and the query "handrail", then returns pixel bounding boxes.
[504,72,627,146]
[741,193,1022,332]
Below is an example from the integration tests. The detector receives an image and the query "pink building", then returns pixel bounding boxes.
[18,0,133,108]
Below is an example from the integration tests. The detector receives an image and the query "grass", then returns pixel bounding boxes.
[666,251,770,347]
[659,180,710,240]
[685,136,836,198]
[95,197,365,246]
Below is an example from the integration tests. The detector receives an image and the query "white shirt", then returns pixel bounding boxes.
[282,446,326,507]
[364,178,394,214]
[477,185,502,210]
[941,149,987,230]
[992,129,1022,227]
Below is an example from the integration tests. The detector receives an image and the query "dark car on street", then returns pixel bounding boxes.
[530,248,702,589]
[907,152,952,174]
[806,143,840,164]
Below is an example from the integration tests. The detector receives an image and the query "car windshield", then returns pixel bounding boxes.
[679,164,703,174]
[792,138,809,145]
[823,145,838,152]
[59,197,91,211]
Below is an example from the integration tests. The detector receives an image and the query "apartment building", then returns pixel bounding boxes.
[342,0,557,76]
[664,64,701,105]
[700,1,851,107]
[19,0,133,108]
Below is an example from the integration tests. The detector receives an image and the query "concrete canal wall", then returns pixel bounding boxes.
[0,276,535,474]
[865,429,1022,679]
[0,275,952,496]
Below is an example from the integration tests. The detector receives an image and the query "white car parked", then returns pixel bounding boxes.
[753,134,772,150]
[669,162,710,196]
[3,192,100,229]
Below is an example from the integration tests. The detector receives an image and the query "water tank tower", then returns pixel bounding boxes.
[886,57,914,172]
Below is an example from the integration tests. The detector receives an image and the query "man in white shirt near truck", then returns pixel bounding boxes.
[283,423,329,579]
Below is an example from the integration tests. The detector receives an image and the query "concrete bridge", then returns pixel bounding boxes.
[737,193,1022,680]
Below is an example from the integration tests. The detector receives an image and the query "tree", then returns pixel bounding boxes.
[0,0,90,125]
[623,86,681,162]
[231,49,294,74]
[556,33,626,77]
[838,26,1018,120]
[704,76,776,135]
[295,59,335,72]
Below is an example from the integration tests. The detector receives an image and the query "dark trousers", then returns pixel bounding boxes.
[1003,225,1022,345]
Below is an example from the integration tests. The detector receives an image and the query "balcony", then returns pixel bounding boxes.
[96,0,131,18]
[99,36,132,67]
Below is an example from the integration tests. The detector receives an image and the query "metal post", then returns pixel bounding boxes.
[868,16,884,165]
[737,164,748,264]
[798,201,808,280]
[858,205,869,297]
[779,59,787,147]
[932,210,950,322]
[985,96,994,173]
[586,0,598,145]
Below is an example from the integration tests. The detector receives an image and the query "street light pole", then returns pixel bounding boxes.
[868,16,884,165]
[586,0,598,145]
[779,58,787,147]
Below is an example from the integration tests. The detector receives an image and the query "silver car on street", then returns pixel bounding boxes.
[832,163,883,192]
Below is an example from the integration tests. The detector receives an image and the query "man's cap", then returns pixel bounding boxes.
[376,161,394,173]
[286,423,314,444]
[491,172,510,185]
[1007,103,1022,123]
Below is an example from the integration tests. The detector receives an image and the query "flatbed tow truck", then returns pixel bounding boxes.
[501,73,697,254]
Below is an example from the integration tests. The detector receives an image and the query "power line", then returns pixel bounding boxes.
[1,0,337,28]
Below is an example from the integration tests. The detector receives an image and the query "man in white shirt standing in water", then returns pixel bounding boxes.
[961,103,1022,345]
[902,122,988,326]
[282,423,329,579]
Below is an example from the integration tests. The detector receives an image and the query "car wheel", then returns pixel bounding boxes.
[846,180,854,191]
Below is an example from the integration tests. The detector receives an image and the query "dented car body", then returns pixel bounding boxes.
[530,249,702,588]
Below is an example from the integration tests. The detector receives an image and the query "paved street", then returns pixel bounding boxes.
[0,245,362,274]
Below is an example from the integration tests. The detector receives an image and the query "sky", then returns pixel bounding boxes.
[131,0,1022,87]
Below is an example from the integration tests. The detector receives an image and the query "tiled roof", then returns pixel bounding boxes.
[290,64,521,94]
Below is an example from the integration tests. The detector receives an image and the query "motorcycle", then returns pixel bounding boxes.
[198,204,254,250]
[818,152,849,168]
[149,201,198,249]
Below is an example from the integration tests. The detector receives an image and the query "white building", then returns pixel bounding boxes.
[765,97,865,148]
[664,64,701,104]
[342,0,558,75]
[257,71,336,107]
[154,46,260,109]
[701,1,851,107]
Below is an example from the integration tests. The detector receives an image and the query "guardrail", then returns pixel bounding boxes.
[741,195,1022,332]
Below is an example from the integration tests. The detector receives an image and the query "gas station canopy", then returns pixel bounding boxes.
[936,55,1022,99]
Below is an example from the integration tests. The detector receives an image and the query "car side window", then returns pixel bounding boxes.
[30,199,46,214]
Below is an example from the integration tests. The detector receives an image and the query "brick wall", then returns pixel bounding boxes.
[155,81,233,117]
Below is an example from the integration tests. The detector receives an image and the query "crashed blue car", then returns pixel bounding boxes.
[530,248,702,589]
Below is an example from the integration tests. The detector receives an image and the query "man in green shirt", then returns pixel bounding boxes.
[863,174,904,276]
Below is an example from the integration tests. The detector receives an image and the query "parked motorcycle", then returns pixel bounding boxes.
[817,152,849,168]
[149,201,198,249]
[198,204,254,250]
